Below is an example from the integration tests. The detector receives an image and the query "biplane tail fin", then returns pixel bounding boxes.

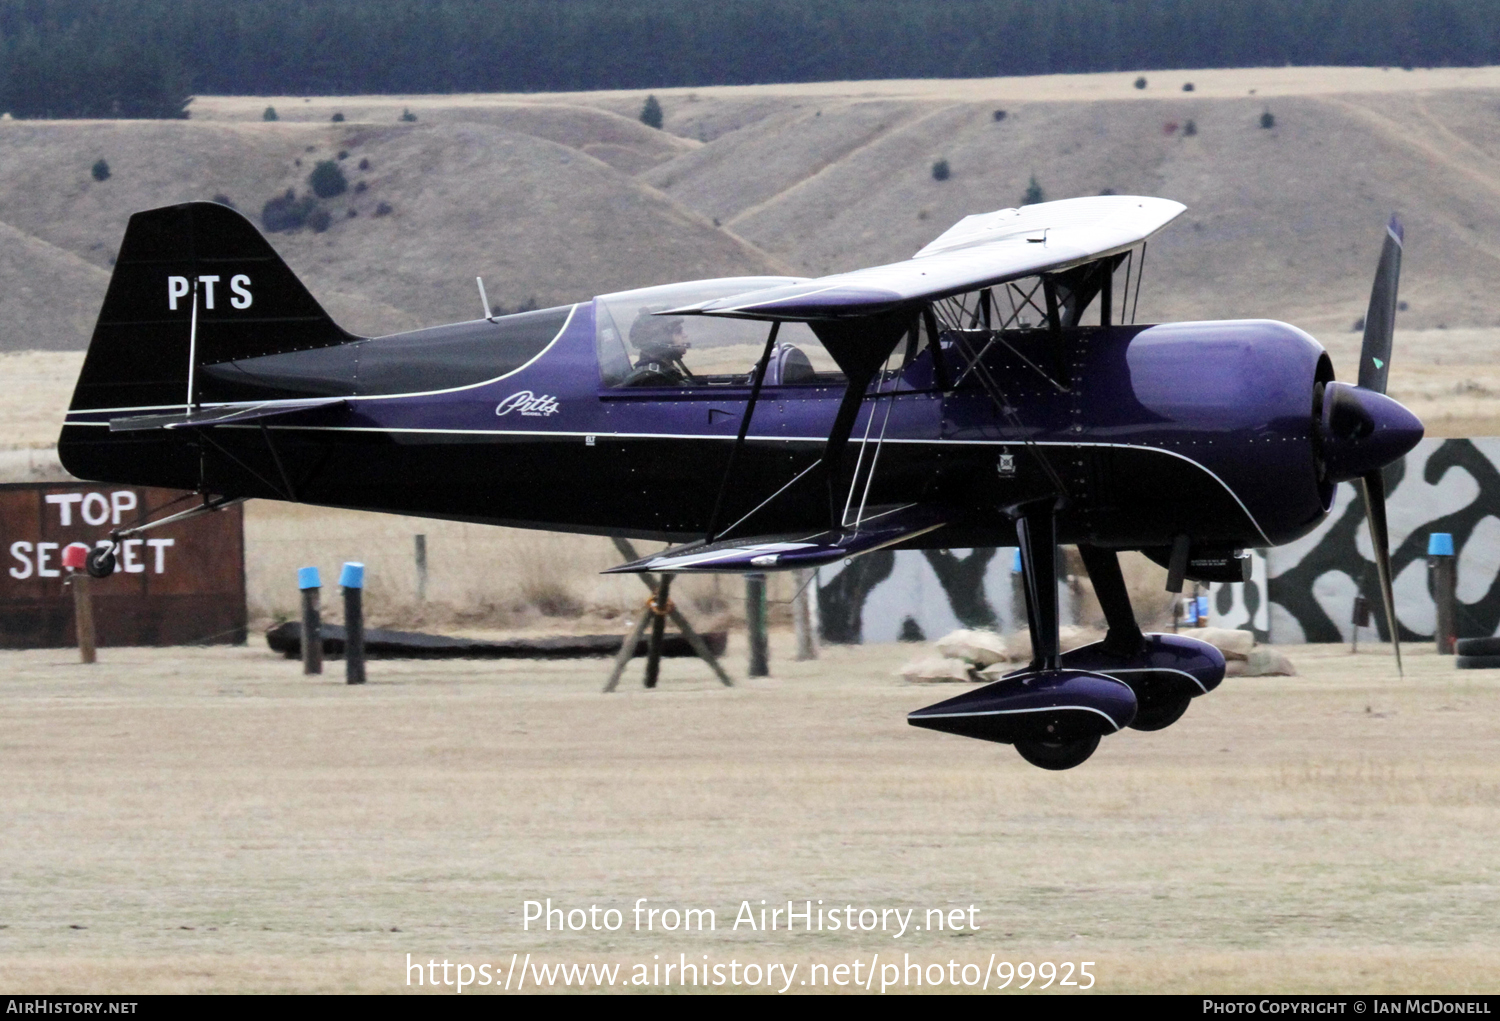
[66,201,357,416]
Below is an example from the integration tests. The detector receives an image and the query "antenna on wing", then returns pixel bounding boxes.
[476,276,493,320]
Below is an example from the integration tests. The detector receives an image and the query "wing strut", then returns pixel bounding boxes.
[1131,241,1147,323]
[798,312,910,528]
[704,321,780,542]
[921,306,950,390]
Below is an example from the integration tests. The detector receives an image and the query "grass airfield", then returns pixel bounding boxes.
[1,637,1497,993]
[6,65,1500,994]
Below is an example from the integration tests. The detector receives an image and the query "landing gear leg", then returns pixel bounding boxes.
[1015,503,1061,672]
[1077,544,1144,657]
[908,508,1136,766]
[1013,503,1102,769]
[1078,544,1191,731]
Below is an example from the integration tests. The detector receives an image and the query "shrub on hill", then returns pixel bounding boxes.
[1134,76,1148,89]
[640,95,663,129]
[400,108,417,122]
[263,106,277,121]
[309,159,348,198]
[1261,109,1276,129]
[308,207,332,232]
[931,159,950,181]
[1023,175,1045,205]
[262,189,317,232]
[494,297,539,316]
[331,112,344,122]
[90,159,109,182]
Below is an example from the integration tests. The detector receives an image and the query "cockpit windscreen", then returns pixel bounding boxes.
[595,278,845,388]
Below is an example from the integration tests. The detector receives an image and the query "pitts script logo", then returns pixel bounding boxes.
[496,391,560,417]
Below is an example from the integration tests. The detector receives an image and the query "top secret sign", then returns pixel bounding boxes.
[0,483,246,648]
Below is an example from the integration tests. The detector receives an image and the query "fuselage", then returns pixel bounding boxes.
[61,281,1346,554]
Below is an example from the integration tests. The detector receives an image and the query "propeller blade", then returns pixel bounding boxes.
[1358,215,1403,395]
[1359,469,1402,676]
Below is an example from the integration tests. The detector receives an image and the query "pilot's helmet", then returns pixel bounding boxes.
[630,306,688,359]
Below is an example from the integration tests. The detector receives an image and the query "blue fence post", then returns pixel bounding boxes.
[1428,533,1455,654]
[298,566,322,675]
[341,562,366,685]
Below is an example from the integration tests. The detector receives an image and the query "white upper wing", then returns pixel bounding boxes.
[670,195,1184,320]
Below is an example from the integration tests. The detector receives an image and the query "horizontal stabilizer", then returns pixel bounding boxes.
[108,397,345,432]
[666,195,1184,321]
[605,504,946,574]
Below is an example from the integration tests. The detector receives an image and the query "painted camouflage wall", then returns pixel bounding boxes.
[817,547,1084,645]
[1251,437,1500,643]
[817,438,1500,646]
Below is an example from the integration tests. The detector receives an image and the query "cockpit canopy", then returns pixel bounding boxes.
[594,278,844,388]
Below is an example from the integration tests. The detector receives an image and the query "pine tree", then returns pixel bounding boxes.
[640,95,663,130]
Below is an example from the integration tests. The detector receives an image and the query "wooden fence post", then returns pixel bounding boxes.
[793,568,818,661]
[62,543,96,664]
[71,574,96,664]
[746,573,769,677]
[414,534,428,602]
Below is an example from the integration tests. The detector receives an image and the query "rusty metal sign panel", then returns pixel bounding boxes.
[0,484,245,648]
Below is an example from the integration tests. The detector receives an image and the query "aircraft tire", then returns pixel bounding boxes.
[1455,637,1500,657]
[1014,733,1100,770]
[85,547,116,578]
[1128,694,1192,731]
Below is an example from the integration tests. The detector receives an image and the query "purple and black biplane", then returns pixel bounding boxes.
[58,196,1422,769]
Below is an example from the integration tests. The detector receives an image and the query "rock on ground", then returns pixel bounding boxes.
[934,629,1008,666]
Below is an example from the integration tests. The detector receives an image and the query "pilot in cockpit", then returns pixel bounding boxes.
[625,306,697,385]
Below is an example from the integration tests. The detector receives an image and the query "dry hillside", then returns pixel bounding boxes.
[6,72,1500,337]
[3,68,1500,433]
[6,69,1500,351]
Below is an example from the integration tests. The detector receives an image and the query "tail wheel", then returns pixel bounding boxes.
[1015,733,1100,770]
[85,547,116,578]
